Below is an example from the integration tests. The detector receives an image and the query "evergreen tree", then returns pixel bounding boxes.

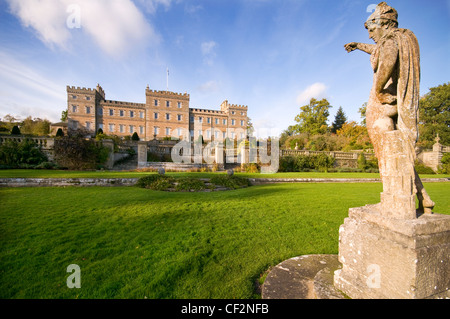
[11,125,21,135]
[331,106,347,134]
[56,128,64,137]
[131,132,140,141]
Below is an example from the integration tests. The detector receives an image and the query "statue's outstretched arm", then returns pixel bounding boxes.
[344,42,376,54]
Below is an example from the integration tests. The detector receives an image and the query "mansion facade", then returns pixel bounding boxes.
[67,84,249,141]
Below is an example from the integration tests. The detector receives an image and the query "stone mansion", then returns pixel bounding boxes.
[67,84,249,142]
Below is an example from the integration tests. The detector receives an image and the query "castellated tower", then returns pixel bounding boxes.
[145,86,190,140]
[67,85,104,135]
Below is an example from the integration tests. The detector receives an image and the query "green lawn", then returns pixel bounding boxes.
[0,169,448,179]
[1,182,449,299]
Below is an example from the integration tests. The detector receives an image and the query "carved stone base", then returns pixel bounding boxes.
[334,205,450,299]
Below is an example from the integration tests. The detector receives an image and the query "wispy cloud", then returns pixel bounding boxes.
[6,0,157,59]
[201,41,218,66]
[0,51,66,121]
[296,82,328,105]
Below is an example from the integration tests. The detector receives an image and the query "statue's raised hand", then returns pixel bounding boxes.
[344,42,358,53]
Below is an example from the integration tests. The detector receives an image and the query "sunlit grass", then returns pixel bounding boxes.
[0,182,449,299]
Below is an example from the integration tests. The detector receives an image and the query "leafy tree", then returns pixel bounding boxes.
[61,110,68,122]
[0,138,47,167]
[331,106,347,134]
[294,98,332,135]
[418,82,450,148]
[20,116,50,136]
[359,102,367,126]
[337,121,372,151]
[11,125,21,135]
[54,136,110,170]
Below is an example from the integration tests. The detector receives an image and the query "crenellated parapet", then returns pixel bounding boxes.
[101,100,146,108]
[145,87,190,100]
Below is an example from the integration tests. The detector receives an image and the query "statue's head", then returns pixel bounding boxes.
[364,2,398,43]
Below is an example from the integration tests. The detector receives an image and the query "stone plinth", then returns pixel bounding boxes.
[378,130,417,219]
[334,205,450,299]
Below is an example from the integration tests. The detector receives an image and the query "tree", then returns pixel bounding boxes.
[337,121,372,151]
[294,98,332,135]
[131,132,140,141]
[359,102,367,126]
[97,128,104,136]
[56,128,65,137]
[331,106,347,134]
[20,116,50,136]
[61,110,68,122]
[418,82,450,148]
[11,125,21,135]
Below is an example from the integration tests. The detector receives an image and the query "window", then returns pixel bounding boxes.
[154,127,159,135]
[231,111,235,115]
[190,116,194,123]
[166,127,171,136]
[86,96,91,101]
[177,114,182,121]
[166,113,170,120]
[240,120,245,126]
[130,111,134,118]
[231,132,235,139]
[206,130,211,139]
[207,117,211,124]
[166,101,170,107]
[139,126,144,134]
[72,95,77,99]
[86,106,91,114]
[215,118,219,125]
[177,102,182,108]
[72,105,78,113]
[154,100,158,106]
[119,124,124,133]
[154,112,158,120]
[129,125,134,134]
[241,112,245,116]
[120,110,124,117]
[109,124,115,132]
[98,124,104,131]
[109,109,114,116]
[231,119,235,126]
[198,117,203,123]
[223,119,227,125]
[98,108,103,116]
[240,133,245,139]
[177,128,182,136]
[139,112,144,119]
[85,122,91,130]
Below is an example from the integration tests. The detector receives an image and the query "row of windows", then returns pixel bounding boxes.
[72,105,146,119]
[153,100,183,108]
[152,127,246,139]
[190,116,245,126]
[154,113,183,121]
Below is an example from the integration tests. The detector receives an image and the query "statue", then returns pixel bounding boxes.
[344,2,434,216]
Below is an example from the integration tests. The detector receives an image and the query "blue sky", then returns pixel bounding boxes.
[0,0,449,137]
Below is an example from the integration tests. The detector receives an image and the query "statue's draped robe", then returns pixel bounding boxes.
[368,28,421,166]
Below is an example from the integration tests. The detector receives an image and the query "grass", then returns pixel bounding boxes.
[0,169,449,179]
[1,182,449,299]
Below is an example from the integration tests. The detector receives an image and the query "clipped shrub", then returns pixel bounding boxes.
[11,126,21,135]
[439,153,450,174]
[414,161,436,175]
[136,174,174,190]
[210,175,250,189]
[175,178,206,192]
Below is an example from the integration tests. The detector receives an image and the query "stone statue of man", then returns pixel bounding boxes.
[344,2,434,214]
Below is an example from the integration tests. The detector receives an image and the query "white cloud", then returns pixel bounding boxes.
[296,82,328,105]
[6,0,157,58]
[201,41,217,66]
[196,80,219,94]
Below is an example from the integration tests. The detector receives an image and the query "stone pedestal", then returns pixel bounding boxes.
[137,141,148,168]
[334,205,450,299]
[378,130,417,219]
